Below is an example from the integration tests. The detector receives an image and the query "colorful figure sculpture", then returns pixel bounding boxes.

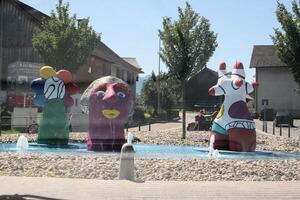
[80,76,132,151]
[31,66,79,145]
[208,62,258,152]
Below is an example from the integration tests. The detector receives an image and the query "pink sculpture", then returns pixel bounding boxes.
[80,76,132,151]
[208,62,258,152]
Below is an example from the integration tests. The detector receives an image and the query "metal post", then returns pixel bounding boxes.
[263,107,266,132]
[0,114,2,136]
[138,124,141,131]
[148,121,151,131]
[157,38,161,115]
[273,122,275,135]
[280,124,282,136]
[288,124,291,138]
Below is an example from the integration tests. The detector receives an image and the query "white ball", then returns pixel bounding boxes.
[44,77,65,99]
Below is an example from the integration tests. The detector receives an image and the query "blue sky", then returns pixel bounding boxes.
[21,0,293,81]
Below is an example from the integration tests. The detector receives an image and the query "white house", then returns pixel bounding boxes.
[250,45,300,117]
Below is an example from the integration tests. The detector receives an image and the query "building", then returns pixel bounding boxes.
[0,0,46,103]
[186,67,222,111]
[0,0,142,109]
[250,45,300,117]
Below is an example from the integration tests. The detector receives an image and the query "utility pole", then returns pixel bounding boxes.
[0,0,3,93]
[157,37,161,115]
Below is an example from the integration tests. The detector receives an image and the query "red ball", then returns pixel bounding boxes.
[57,70,73,84]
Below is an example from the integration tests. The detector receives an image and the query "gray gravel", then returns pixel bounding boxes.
[0,129,300,181]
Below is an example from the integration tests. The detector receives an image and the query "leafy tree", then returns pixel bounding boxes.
[140,71,178,116]
[272,0,300,89]
[32,0,100,72]
[159,2,217,138]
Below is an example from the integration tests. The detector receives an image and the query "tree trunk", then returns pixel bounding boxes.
[182,81,186,139]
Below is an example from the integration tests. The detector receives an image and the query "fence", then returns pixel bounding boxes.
[0,116,40,135]
[261,120,299,139]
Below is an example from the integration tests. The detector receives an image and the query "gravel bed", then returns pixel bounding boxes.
[0,129,300,181]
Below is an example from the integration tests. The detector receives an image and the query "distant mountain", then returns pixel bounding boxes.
[136,75,151,95]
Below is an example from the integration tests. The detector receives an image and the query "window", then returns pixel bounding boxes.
[17,75,28,84]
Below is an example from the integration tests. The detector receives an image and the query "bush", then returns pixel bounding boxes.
[132,107,146,122]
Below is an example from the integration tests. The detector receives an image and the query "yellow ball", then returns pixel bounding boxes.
[39,66,56,79]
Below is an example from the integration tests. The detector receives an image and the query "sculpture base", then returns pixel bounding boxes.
[209,128,256,152]
[87,138,126,152]
[37,139,68,145]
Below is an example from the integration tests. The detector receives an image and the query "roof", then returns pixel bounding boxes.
[122,57,144,73]
[249,45,287,68]
[15,0,49,23]
[14,0,143,74]
[92,42,143,73]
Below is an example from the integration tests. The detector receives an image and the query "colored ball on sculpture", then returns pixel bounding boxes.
[31,78,45,95]
[39,66,56,79]
[57,69,73,84]
[33,94,46,107]
[44,77,65,100]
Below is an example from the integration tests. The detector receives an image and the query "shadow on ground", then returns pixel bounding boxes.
[0,194,63,200]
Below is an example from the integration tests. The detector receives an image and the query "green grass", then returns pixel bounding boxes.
[0,129,20,134]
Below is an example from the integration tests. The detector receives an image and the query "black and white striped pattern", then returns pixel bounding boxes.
[44,77,65,99]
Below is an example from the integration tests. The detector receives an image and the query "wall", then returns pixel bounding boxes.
[256,67,300,117]
[0,0,43,92]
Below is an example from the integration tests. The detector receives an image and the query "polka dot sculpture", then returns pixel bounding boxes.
[208,62,258,152]
[31,66,79,145]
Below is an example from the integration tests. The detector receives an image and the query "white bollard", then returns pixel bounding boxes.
[118,143,135,181]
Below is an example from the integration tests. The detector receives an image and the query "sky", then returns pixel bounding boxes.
[20,0,293,82]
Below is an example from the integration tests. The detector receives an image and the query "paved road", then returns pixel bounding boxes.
[128,112,196,132]
[0,176,300,200]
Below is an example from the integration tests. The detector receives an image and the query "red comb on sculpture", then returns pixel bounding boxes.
[233,61,244,69]
[219,62,226,70]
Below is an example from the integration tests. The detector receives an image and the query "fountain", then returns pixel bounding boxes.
[207,135,220,159]
[1,68,300,160]
[127,132,133,145]
[16,135,29,151]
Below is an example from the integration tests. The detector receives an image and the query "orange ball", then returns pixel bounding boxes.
[57,69,73,84]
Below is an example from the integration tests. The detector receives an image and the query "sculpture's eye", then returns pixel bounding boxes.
[96,91,105,97]
[117,91,126,98]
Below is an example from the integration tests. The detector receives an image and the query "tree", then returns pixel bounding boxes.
[140,71,178,116]
[159,2,217,138]
[272,0,300,89]
[32,0,100,72]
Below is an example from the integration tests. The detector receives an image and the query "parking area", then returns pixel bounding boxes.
[255,119,300,140]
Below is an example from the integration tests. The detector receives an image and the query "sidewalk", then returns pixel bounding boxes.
[0,176,300,200]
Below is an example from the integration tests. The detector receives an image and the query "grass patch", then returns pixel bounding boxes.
[0,129,20,134]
